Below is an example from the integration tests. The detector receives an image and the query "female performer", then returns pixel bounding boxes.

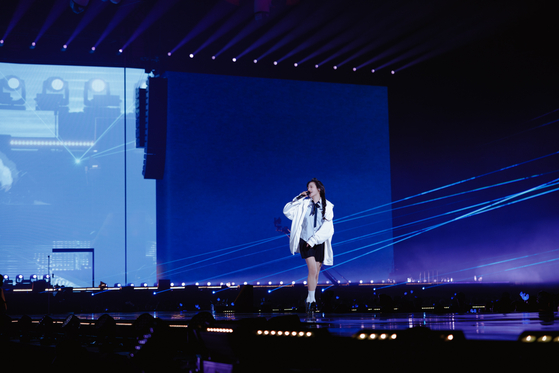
[283,178,334,314]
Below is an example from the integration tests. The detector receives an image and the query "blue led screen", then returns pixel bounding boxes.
[158,72,393,285]
[0,62,155,287]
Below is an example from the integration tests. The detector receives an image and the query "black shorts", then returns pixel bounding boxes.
[299,238,325,263]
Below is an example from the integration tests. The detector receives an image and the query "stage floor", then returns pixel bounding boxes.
[33,310,558,342]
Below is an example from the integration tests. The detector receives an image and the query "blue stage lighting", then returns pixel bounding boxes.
[1,75,26,106]
[36,77,69,110]
[84,78,120,107]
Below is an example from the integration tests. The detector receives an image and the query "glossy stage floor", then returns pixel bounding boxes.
[3,281,559,372]
[47,309,556,342]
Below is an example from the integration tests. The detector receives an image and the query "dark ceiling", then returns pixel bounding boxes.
[1,0,557,185]
[1,0,556,88]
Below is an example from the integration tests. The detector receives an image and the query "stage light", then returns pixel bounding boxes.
[352,67,357,71]
[254,0,271,20]
[391,70,395,74]
[90,46,96,53]
[253,59,257,63]
[371,69,375,73]
[36,77,69,111]
[1,75,26,107]
[84,78,120,108]
[30,274,38,282]
[315,64,319,68]
[118,48,123,54]
[62,44,67,51]
[167,52,171,56]
[0,40,4,46]
[114,283,122,288]
[232,58,237,62]
[273,61,278,65]
[16,275,23,283]
[333,66,337,70]
[43,275,50,282]
[70,0,89,14]
[294,63,298,67]
[189,54,194,58]
[30,42,36,49]
[212,56,216,60]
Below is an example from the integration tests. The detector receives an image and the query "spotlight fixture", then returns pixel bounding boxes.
[273,61,278,65]
[35,77,69,111]
[30,42,36,49]
[167,52,171,56]
[254,0,271,20]
[333,66,337,70]
[253,59,258,63]
[0,39,4,46]
[352,67,357,71]
[61,44,68,51]
[0,75,26,108]
[189,54,194,58]
[118,48,123,54]
[391,70,395,74]
[70,0,89,14]
[212,56,216,60]
[84,78,120,107]
[16,274,23,283]
[90,46,96,53]
[371,69,375,73]
[294,63,298,67]
[232,57,237,62]
[315,64,319,68]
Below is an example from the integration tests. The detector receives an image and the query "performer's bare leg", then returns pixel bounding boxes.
[305,257,319,292]
[305,257,322,307]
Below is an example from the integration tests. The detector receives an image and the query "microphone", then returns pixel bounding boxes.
[296,191,309,200]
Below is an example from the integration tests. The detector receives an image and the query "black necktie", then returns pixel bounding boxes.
[310,201,320,227]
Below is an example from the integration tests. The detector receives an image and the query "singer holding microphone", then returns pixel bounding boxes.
[283,178,334,316]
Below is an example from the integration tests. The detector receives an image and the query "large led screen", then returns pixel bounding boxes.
[0,62,155,287]
[158,72,393,285]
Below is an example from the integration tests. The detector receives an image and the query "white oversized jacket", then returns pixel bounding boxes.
[283,196,334,265]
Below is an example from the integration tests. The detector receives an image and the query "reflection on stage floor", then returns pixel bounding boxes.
[51,310,557,342]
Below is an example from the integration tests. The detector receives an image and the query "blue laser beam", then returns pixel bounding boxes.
[336,150,559,223]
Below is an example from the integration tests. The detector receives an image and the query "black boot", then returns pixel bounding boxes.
[306,302,317,317]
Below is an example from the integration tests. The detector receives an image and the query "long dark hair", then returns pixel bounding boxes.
[307,178,327,219]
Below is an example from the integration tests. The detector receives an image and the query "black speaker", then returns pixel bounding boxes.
[234,284,254,312]
[157,279,171,291]
[135,87,146,148]
[142,77,167,179]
